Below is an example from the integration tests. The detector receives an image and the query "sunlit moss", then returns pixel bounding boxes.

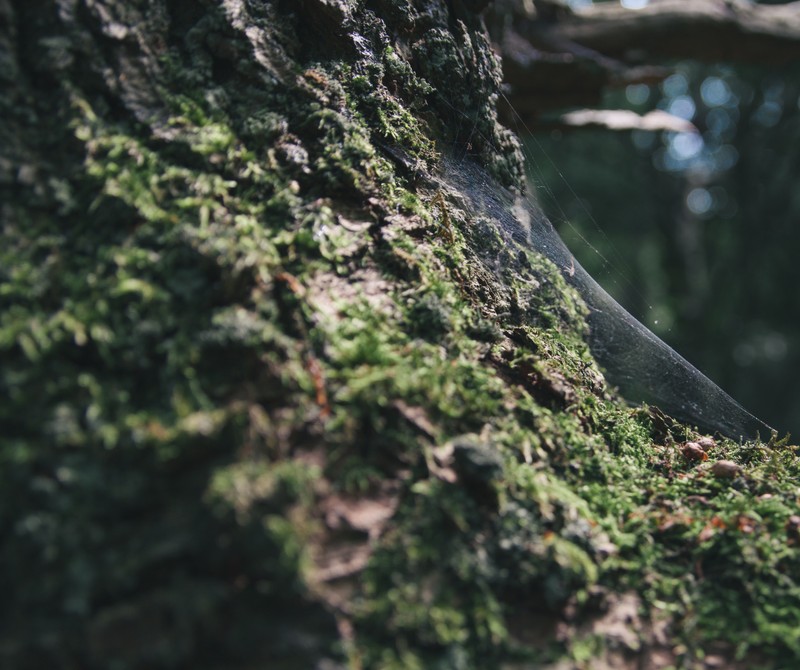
[4,2,800,668]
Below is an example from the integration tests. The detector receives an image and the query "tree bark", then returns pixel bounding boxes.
[0,0,537,666]
[3,1,800,669]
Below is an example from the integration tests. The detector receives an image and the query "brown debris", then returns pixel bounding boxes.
[306,355,330,418]
[696,436,716,451]
[710,460,742,479]
[681,441,708,462]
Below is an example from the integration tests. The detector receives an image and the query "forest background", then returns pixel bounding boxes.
[527,1,800,438]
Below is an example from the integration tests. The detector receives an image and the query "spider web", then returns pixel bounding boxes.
[436,152,772,440]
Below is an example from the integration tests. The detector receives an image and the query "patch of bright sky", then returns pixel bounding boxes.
[651,72,750,174]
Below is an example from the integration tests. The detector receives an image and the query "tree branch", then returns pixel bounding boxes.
[553,0,800,65]
[491,0,800,126]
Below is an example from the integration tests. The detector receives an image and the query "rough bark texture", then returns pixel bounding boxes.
[3,1,800,669]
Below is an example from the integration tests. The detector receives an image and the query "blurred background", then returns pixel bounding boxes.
[523,57,800,437]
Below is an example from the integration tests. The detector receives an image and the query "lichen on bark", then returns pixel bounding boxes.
[2,1,800,669]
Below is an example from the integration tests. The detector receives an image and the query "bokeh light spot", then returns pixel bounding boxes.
[700,77,731,107]
[687,188,712,215]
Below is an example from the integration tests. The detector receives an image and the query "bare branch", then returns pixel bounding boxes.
[491,0,800,127]
[558,108,697,133]
[551,0,800,65]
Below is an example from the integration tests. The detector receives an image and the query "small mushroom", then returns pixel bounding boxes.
[681,441,707,461]
[710,460,742,479]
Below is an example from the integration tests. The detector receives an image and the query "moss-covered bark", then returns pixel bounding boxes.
[2,1,800,668]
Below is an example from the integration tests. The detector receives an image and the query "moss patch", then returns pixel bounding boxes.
[2,1,800,669]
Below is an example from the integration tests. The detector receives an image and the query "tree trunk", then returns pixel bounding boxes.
[2,1,799,668]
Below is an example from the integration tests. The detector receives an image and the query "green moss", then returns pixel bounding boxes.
[5,1,800,668]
